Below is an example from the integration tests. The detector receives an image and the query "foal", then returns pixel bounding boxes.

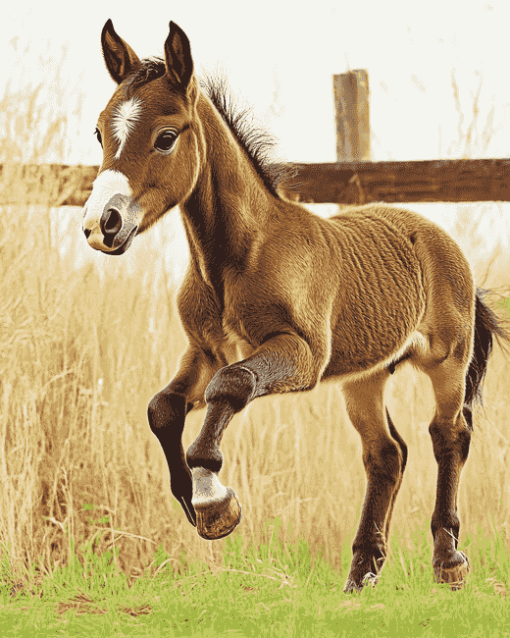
[82,19,507,592]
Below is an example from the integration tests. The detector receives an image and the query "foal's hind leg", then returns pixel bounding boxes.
[425,357,471,587]
[342,369,406,592]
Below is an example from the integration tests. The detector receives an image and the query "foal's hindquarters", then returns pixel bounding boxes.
[340,206,475,592]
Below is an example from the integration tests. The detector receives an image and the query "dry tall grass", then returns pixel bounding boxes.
[0,56,509,585]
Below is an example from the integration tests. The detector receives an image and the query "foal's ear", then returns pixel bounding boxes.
[101,19,140,84]
[164,22,194,92]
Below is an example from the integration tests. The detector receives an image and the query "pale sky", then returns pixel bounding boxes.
[2,0,510,278]
[3,0,510,165]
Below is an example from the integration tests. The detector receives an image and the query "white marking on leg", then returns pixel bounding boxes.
[191,467,229,507]
[111,97,143,160]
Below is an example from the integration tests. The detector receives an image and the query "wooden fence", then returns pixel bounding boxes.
[2,159,510,208]
[1,71,509,207]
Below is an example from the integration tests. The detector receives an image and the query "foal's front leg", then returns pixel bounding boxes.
[147,347,218,527]
[186,332,324,540]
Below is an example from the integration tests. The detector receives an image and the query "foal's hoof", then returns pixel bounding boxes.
[343,572,378,594]
[434,551,470,590]
[190,467,242,540]
[343,579,361,594]
[195,487,242,540]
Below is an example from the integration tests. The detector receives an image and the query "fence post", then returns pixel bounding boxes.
[333,70,370,162]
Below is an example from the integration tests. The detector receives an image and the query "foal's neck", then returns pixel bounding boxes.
[180,92,275,290]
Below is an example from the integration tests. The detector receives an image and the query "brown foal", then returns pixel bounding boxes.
[82,19,507,591]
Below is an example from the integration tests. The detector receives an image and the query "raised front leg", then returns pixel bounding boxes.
[147,347,219,527]
[186,332,326,540]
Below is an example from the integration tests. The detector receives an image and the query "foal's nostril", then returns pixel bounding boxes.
[83,228,91,239]
[100,207,123,236]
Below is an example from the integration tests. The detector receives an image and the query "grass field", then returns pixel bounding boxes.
[1,57,510,636]
[2,528,510,636]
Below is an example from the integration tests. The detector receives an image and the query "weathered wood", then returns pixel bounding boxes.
[334,70,370,162]
[2,160,510,206]
[279,159,510,204]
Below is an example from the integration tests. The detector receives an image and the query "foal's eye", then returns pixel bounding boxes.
[94,128,102,147]
[154,130,178,153]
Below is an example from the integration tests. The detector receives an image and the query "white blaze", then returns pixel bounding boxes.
[111,97,143,160]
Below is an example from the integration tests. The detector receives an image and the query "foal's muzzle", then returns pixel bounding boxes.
[84,193,141,255]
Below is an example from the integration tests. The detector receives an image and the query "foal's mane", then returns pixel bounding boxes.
[127,58,292,198]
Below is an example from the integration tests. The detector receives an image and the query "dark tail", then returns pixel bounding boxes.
[464,289,509,409]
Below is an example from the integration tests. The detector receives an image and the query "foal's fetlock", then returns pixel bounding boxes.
[190,467,242,540]
[186,440,223,474]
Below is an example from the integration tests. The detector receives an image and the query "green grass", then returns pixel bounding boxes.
[1,524,510,637]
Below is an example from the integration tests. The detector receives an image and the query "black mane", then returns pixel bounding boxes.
[126,58,292,198]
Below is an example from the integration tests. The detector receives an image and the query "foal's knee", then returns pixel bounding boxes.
[205,365,257,412]
[147,391,187,434]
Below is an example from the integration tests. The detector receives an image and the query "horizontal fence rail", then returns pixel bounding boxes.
[280,159,510,205]
[2,160,510,206]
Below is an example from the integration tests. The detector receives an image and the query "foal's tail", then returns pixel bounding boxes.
[464,289,509,409]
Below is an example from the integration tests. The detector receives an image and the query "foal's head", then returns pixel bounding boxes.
[83,20,201,254]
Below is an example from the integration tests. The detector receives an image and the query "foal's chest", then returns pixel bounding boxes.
[183,274,256,365]
[219,322,254,365]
